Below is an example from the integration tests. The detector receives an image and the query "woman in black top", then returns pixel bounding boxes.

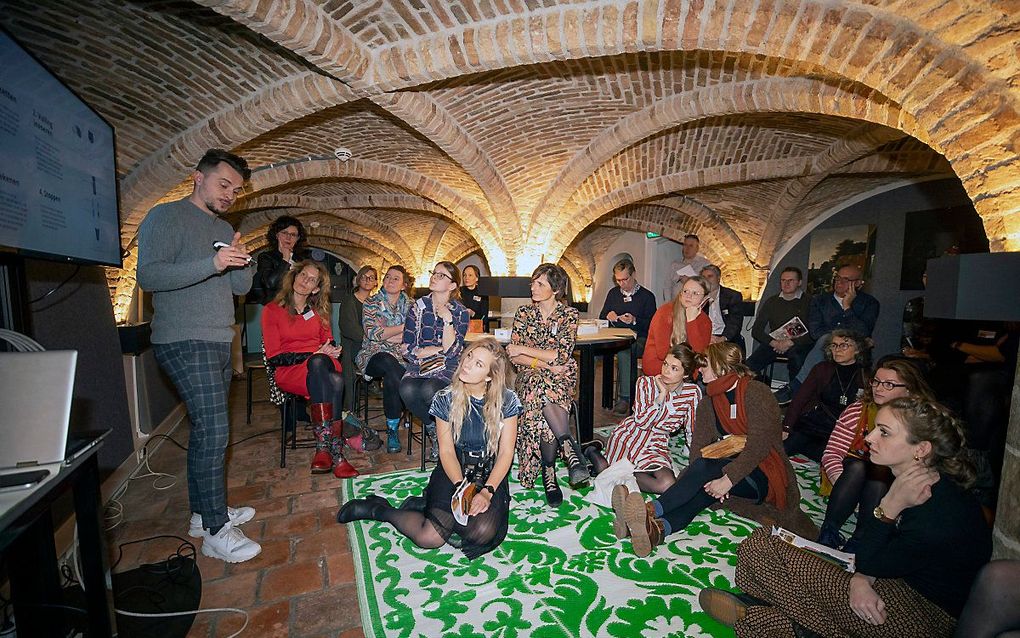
[250,215,307,305]
[700,396,991,637]
[459,265,489,331]
[782,329,870,462]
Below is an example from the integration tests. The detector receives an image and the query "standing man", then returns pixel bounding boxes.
[600,259,657,415]
[699,264,746,352]
[137,149,262,563]
[663,234,711,302]
[786,264,879,400]
[746,266,813,385]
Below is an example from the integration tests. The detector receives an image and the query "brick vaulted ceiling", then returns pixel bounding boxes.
[2,0,1017,307]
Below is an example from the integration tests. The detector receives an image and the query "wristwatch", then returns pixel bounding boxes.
[478,483,495,495]
[873,505,897,524]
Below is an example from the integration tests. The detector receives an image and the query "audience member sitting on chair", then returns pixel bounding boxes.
[643,276,713,375]
[338,338,521,560]
[782,329,870,463]
[613,342,811,558]
[356,265,412,453]
[700,397,991,638]
[817,357,936,552]
[506,263,586,508]
[745,266,814,385]
[400,261,470,463]
[584,343,703,495]
[338,265,381,449]
[262,260,358,478]
[598,258,657,415]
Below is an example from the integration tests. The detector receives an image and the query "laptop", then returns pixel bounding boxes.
[0,350,77,488]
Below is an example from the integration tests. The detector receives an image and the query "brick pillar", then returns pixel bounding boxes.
[993,351,1020,559]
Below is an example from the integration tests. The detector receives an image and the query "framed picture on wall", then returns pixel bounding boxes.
[806,225,877,295]
[899,206,989,290]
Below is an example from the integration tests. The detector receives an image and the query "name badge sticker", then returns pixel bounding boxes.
[302,309,315,321]
[730,404,737,420]
[473,295,482,302]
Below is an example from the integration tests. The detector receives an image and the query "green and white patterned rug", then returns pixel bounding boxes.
[342,441,842,638]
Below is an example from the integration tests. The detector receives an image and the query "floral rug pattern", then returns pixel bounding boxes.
[342,439,842,638]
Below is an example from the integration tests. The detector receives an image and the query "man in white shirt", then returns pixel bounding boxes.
[663,234,711,302]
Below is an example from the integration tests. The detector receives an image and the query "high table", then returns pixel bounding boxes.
[466,328,636,442]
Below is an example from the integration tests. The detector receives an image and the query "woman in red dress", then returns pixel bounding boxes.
[643,276,713,375]
[262,260,357,478]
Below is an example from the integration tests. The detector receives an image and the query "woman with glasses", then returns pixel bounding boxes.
[357,265,413,452]
[250,215,306,304]
[337,265,382,451]
[643,276,713,376]
[782,329,871,463]
[262,260,358,477]
[817,357,935,551]
[700,397,990,638]
[399,262,470,462]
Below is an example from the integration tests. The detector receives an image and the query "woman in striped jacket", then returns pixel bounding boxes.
[584,343,704,494]
[817,357,935,551]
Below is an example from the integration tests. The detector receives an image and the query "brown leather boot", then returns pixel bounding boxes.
[623,492,664,557]
[309,403,334,473]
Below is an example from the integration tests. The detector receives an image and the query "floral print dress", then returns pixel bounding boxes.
[510,301,579,488]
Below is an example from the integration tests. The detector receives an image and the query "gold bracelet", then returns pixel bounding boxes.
[531,357,538,369]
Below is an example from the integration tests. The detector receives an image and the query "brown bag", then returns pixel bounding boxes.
[700,435,747,459]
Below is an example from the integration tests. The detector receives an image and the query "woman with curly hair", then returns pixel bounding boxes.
[250,215,306,304]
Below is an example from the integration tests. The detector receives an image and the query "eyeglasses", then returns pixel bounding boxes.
[870,379,908,391]
[361,273,377,280]
[430,270,453,281]
[828,341,855,351]
[278,231,299,238]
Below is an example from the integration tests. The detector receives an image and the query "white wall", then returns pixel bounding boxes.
[588,232,683,318]
[456,252,489,277]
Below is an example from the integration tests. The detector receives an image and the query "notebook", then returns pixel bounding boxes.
[0,350,78,479]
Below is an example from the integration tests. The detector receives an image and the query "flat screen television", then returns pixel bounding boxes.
[0,28,122,267]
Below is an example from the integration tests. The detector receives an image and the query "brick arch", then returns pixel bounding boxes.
[251,227,405,269]
[245,158,510,272]
[557,255,591,303]
[371,0,1018,249]
[443,242,486,268]
[119,73,357,240]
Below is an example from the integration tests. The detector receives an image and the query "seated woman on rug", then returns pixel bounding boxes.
[337,337,522,560]
[817,357,936,552]
[642,276,712,375]
[612,342,813,557]
[506,263,587,508]
[782,329,871,463]
[583,342,704,495]
[262,260,359,478]
[399,261,470,462]
[356,265,412,453]
[699,397,991,638]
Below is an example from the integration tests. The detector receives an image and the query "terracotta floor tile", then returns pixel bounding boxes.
[243,495,292,519]
[201,571,259,609]
[215,599,290,638]
[227,482,270,503]
[185,611,215,637]
[289,584,361,636]
[227,538,291,575]
[324,551,357,587]
[292,526,346,563]
[258,560,326,602]
[338,627,366,638]
[291,490,342,514]
[262,510,320,540]
[269,476,315,499]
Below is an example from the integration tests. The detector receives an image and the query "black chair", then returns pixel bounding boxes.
[262,345,314,468]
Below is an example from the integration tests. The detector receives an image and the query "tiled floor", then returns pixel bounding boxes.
[106,367,618,637]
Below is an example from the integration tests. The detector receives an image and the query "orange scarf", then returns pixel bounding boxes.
[706,373,789,509]
[848,402,878,459]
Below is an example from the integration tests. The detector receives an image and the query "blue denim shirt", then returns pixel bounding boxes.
[402,294,469,380]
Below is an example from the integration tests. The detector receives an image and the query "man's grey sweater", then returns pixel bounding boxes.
[136,198,253,344]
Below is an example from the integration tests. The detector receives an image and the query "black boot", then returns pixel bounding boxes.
[399,495,427,512]
[559,436,591,487]
[336,495,389,523]
[542,464,563,508]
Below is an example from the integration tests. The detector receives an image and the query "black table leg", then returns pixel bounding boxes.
[74,455,116,637]
[578,347,595,443]
[601,352,615,409]
[9,512,63,637]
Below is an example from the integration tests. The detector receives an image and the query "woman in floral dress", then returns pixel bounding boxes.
[506,263,586,507]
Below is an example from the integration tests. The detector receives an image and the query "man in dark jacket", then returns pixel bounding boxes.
[747,266,814,383]
[600,258,657,415]
[700,265,746,354]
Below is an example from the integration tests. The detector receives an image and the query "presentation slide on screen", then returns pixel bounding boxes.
[0,33,120,266]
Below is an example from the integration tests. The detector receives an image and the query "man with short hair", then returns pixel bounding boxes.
[137,149,262,563]
[785,264,879,399]
[663,233,711,301]
[700,264,746,353]
[600,258,657,415]
[746,266,813,383]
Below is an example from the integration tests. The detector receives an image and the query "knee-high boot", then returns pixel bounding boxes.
[310,403,335,473]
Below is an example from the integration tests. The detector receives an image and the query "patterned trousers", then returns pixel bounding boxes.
[733,527,955,637]
[154,340,233,530]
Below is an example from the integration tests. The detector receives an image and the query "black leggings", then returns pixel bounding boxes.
[306,354,343,414]
[782,430,827,463]
[399,377,449,427]
[954,560,1020,638]
[655,457,767,533]
[822,457,891,541]
[365,352,406,420]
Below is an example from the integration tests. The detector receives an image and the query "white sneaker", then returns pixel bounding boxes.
[201,522,262,563]
[188,506,256,538]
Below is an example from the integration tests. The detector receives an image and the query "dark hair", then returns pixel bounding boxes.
[266,215,306,251]
[532,263,568,301]
[885,397,976,488]
[684,234,700,243]
[196,148,251,181]
[666,343,706,382]
[822,329,872,366]
[463,264,481,279]
[434,261,462,301]
[861,357,935,405]
[781,266,803,280]
[355,265,378,289]
[613,258,635,276]
[385,265,413,294]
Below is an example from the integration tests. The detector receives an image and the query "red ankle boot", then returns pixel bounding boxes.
[333,457,359,478]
